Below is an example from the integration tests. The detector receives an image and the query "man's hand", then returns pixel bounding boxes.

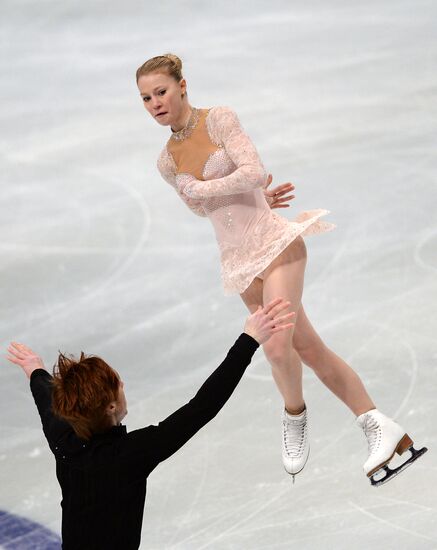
[264,174,295,209]
[244,298,295,344]
[7,343,46,379]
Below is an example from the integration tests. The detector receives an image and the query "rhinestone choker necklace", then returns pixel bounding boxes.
[171,108,200,141]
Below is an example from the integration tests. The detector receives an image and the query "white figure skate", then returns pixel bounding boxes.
[282,407,309,482]
[356,409,427,487]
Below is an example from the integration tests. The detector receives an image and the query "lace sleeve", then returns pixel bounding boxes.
[183,107,267,200]
[157,148,207,218]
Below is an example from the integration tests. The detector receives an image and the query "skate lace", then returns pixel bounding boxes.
[362,416,382,455]
[283,417,307,457]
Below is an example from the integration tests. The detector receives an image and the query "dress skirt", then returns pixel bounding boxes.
[220,209,335,295]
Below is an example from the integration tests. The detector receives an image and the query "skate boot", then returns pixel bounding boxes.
[356,409,427,487]
[282,406,309,482]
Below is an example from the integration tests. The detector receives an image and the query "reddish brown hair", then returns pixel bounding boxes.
[51,352,120,440]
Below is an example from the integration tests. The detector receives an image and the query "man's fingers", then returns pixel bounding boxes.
[272,323,294,333]
[10,342,30,353]
[267,301,293,319]
[9,343,35,357]
[263,297,284,315]
[270,312,295,326]
[7,347,26,359]
[6,355,22,365]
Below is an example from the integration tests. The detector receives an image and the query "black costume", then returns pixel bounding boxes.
[30,333,259,549]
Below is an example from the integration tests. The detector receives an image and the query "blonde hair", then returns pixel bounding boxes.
[136,53,183,83]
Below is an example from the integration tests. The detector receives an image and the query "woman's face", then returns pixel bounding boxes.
[137,71,186,127]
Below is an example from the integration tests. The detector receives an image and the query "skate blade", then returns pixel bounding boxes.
[283,446,310,483]
[370,445,428,487]
[367,433,414,477]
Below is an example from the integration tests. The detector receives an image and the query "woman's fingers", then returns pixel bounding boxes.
[275,194,295,202]
[276,184,294,193]
[268,183,295,195]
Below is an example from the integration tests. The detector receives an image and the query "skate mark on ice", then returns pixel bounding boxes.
[191,471,346,549]
[375,493,437,515]
[170,492,262,549]
[345,319,418,419]
[194,480,301,550]
[2,171,152,337]
[414,227,437,273]
[305,235,350,291]
[181,483,399,548]
[100,284,218,349]
[348,500,437,543]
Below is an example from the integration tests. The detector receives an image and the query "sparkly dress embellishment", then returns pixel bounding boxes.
[170,107,200,142]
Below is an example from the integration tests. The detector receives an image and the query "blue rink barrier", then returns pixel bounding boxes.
[0,510,61,549]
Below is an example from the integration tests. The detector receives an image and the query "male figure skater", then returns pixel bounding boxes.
[7,298,293,550]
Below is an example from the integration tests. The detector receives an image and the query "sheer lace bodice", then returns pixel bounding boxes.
[157,106,334,294]
[158,107,270,247]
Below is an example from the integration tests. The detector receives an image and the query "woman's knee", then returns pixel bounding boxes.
[263,336,294,367]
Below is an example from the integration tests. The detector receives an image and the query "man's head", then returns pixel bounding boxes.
[51,352,127,440]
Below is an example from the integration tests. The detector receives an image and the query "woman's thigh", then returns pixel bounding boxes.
[240,236,307,310]
[240,276,264,313]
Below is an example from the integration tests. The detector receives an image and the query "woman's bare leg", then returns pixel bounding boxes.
[293,306,375,416]
[240,237,307,413]
[240,236,374,416]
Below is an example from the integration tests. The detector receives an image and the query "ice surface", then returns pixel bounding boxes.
[1,1,436,548]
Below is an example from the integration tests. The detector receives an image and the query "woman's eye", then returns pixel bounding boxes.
[158,89,166,96]
[142,96,150,102]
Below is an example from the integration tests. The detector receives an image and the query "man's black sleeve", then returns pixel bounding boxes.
[126,333,259,471]
[30,369,75,453]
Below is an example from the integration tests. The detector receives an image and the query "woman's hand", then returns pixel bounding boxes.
[7,342,46,379]
[176,174,194,193]
[244,298,295,344]
[264,174,295,209]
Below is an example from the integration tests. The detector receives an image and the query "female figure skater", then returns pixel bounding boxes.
[135,54,427,486]
[7,299,293,550]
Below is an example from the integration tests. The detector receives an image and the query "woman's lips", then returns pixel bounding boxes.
[155,112,167,118]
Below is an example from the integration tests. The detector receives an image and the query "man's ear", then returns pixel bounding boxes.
[106,402,117,417]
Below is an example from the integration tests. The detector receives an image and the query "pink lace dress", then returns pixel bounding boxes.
[157,106,335,295]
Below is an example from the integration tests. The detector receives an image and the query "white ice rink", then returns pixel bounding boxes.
[1,1,436,548]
